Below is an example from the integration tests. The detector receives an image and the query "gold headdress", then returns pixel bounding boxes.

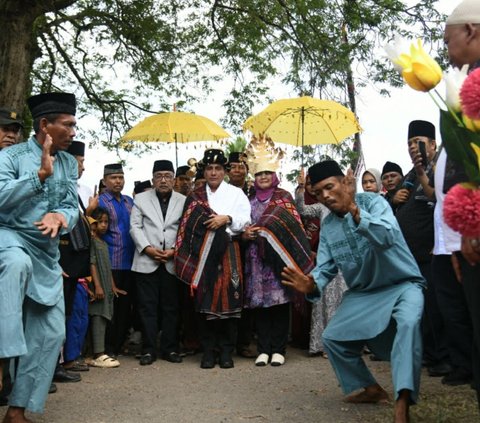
[186,158,198,178]
[245,134,285,176]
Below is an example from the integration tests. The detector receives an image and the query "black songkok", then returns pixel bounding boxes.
[201,149,228,168]
[381,161,403,177]
[195,168,205,181]
[308,160,344,186]
[408,120,436,140]
[153,160,174,174]
[27,92,76,119]
[228,152,247,163]
[134,180,152,194]
[104,163,124,176]
[175,165,190,177]
[67,141,85,157]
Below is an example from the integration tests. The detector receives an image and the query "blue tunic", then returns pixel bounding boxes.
[0,136,78,413]
[309,192,425,341]
[308,192,425,402]
[0,136,79,305]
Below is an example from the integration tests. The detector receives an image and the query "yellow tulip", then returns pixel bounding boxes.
[387,39,442,92]
[462,115,480,132]
[471,143,480,172]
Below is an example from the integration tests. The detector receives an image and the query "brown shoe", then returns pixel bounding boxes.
[236,347,256,359]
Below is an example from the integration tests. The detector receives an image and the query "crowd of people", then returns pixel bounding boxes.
[0,1,480,423]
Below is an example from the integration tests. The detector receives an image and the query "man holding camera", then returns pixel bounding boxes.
[395,121,450,378]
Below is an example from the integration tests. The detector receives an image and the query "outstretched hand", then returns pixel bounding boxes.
[34,212,67,238]
[281,266,316,294]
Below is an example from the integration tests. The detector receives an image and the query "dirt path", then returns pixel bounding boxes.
[5,347,477,423]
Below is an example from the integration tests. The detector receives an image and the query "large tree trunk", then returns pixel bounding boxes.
[0,1,39,112]
[0,0,76,112]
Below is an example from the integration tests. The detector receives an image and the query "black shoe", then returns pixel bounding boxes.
[139,353,156,366]
[63,361,89,372]
[219,354,234,369]
[428,362,452,377]
[369,354,383,362]
[53,367,82,383]
[0,395,8,406]
[441,369,472,386]
[161,352,182,363]
[48,383,57,394]
[200,353,216,369]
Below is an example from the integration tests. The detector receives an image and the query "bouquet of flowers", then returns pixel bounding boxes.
[385,37,480,237]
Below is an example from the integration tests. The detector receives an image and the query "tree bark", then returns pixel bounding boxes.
[0,0,76,111]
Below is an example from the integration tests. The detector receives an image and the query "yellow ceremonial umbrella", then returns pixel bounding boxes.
[121,111,231,167]
[242,96,361,164]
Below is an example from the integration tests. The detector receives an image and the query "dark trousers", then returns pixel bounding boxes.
[236,308,253,350]
[136,266,181,357]
[106,270,134,356]
[431,255,473,373]
[418,261,449,364]
[198,315,237,358]
[63,277,78,318]
[255,303,290,355]
[459,256,480,402]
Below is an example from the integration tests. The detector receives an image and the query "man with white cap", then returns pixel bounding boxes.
[443,0,480,408]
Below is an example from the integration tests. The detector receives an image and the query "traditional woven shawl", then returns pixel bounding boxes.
[174,184,243,318]
[256,188,314,275]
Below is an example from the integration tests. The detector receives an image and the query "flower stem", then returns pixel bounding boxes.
[432,89,464,127]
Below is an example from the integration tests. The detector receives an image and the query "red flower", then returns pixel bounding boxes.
[460,68,480,120]
[443,184,480,237]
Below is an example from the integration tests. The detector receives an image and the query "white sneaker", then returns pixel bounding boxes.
[255,353,269,367]
[271,353,285,366]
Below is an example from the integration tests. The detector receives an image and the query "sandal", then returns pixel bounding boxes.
[90,354,120,368]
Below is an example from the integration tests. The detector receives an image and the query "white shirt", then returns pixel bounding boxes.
[206,181,251,235]
[433,149,461,255]
[77,183,93,211]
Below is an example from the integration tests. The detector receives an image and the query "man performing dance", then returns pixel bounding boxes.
[282,160,425,423]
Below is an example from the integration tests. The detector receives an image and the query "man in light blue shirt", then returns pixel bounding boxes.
[282,160,425,423]
[0,92,78,423]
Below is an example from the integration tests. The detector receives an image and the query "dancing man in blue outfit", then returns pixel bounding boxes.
[0,93,79,423]
[282,160,425,423]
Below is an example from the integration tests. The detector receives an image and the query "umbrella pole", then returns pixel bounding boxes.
[175,133,178,168]
[301,107,305,168]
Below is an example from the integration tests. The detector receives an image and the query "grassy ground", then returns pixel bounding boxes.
[371,382,478,423]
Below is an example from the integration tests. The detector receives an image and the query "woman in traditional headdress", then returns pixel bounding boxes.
[242,136,314,366]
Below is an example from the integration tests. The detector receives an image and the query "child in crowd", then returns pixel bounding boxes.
[86,208,125,368]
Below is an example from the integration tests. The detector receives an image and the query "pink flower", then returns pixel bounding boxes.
[443,184,480,237]
[460,68,480,120]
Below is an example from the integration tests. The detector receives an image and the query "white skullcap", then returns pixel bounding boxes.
[446,0,480,25]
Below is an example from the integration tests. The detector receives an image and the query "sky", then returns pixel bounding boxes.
[78,0,454,196]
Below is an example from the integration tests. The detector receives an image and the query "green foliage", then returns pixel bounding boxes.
[225,136,248,156]
[3,0,446,157]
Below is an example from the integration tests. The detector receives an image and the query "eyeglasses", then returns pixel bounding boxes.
[153,174,174,181]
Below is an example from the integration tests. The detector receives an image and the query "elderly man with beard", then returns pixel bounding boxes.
[0,93,79,423]
[281,160,425,423]
[441,0,480,407]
